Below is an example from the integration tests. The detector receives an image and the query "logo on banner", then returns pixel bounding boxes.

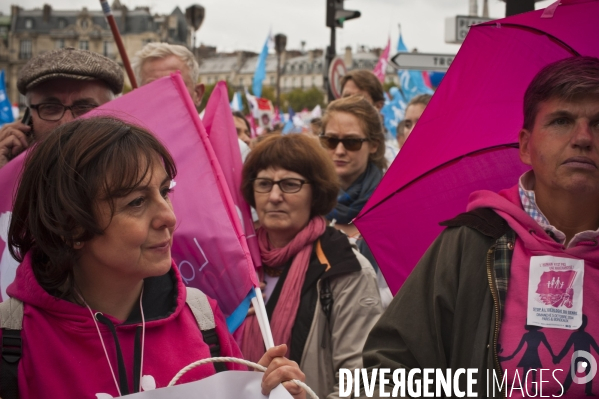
[536,270,576,308]
[527,256,584,330]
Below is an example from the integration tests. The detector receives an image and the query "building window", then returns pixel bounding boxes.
[19,40,32,60]
[79,40,89,50]
[103,41,112,57]
[270,76,275,85]
[58,19,66,29]
[81,20,89,30]
[25,19,33,29]
[56,39,65,49]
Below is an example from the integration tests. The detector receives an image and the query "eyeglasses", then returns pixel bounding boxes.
[319,135,368,151]
[29,103,99,121]
[252,178,309,194]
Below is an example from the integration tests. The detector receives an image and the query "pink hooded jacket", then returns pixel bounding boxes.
[467,185,599,265]
[1,254,245,398]
[468,185,599,397]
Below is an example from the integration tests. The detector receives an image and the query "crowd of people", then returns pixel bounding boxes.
[0,38,598,399]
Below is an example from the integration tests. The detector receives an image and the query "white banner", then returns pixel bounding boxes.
[125,371,293,399]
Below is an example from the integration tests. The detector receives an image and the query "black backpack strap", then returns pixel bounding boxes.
[201,328,227,373]
[0,298,24,399]
[316,237,334,348]
[185,288,226,373]
[319,278,334,349]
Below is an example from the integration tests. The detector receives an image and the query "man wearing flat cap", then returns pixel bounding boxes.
[0,47,123,169]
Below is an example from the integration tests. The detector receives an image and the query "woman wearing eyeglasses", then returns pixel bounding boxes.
[239,133,383,399]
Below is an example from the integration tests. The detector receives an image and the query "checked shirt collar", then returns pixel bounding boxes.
[519,170,599,248]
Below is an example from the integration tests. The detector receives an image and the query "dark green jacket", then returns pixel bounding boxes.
[361,209,515,398]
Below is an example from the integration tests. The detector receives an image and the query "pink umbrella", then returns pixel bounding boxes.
[354,0,599,294]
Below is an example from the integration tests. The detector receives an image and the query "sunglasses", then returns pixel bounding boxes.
[319,135,368,151]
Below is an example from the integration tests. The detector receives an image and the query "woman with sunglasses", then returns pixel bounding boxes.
[239,133,383,399]
[319,96,386,234]
[319,96,392,308]
[2,117,306,398]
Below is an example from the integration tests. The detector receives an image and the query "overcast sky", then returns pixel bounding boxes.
[1,0,554,54]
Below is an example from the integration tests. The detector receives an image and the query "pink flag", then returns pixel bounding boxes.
[373,37,391,83]
[87,74,259,323]
[202,81,261,271]
[0,152,26,299]
[422,71,433,89]
[0,73,259,326]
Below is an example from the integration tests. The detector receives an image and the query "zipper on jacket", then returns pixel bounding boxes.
[486,245,505,399]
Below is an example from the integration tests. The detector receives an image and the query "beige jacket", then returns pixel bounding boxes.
[300,249,383,399]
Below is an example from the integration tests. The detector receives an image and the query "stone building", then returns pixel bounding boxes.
[196,46,398,94]
[0,13,10,74]
[5,2,191,106]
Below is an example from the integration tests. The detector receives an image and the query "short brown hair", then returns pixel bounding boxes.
[407,94,432,109]
[523,56,599,130]
[241,134,339,217]
[321,96,387,170]
[340,70,385,105]
[9,116,176,298]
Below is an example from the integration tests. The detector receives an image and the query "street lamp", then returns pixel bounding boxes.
[274,34,287,110]
[185,4,205,50]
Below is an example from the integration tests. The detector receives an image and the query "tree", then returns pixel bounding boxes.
[283,87,325,111]
[383,81,399,92]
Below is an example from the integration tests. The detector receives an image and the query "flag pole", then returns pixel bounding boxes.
[252,286,274,349]
[99,0,138,89]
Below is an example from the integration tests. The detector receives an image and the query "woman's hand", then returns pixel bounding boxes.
[258,344,306,399]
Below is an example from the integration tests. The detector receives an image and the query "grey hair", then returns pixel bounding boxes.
[132,42,200,85]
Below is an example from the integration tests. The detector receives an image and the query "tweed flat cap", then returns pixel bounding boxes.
[17,48,124,95]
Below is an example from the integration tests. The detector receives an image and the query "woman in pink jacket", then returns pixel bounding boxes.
[1,116,305,398]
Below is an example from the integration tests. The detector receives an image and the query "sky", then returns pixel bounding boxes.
[1,0,554,55]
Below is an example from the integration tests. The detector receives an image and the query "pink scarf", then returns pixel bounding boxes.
[241,216,326,362]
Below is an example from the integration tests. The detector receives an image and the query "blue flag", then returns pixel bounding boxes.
[0,70,14,127]
[381,87,407,138]
[396,33,433,103]
[230,91,243,112]
[282,107,296,134]
[252,33,271,98]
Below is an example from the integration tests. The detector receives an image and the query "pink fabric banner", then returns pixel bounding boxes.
[373,37,390,83]
[0,73,258,318]
[355,0,599,294]
[202,81,261,270]
[0,151,25,299]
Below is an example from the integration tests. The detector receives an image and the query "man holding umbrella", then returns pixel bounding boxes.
[361,56,599,397]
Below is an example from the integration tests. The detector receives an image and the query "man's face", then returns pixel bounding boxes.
[519,96,599,199]
[233,116,251,146]
[28,78,113,140]
[403,103,426,142]
[139,55,205,107]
